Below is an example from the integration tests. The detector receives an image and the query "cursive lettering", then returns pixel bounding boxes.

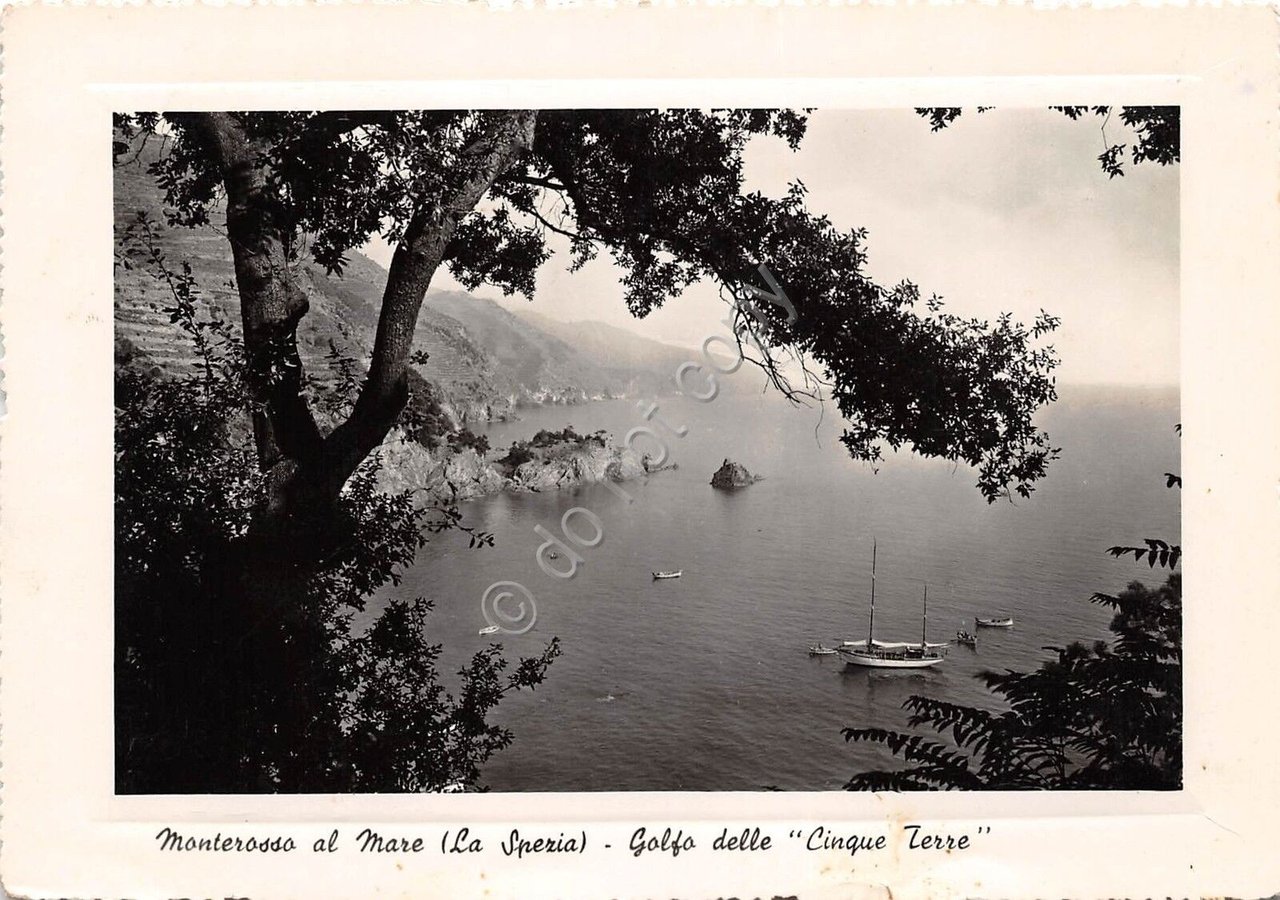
[500,829,585,858]
[805,826,886,857]
[904,824,971,851]
[629,826,695,859]
[155,827,296,853]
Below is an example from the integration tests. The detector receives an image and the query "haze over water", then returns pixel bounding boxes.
[376,384,1180,791]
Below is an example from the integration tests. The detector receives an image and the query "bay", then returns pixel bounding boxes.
[371,382,1181,791]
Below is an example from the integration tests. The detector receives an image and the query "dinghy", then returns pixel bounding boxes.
[975,616,1014,628]
[652,570,683,579]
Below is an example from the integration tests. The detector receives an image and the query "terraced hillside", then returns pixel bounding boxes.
[114,138,685,430]
[114,146,506,427]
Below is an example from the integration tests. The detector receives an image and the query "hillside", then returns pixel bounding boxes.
[431,293,690,404]
[510,309,695,396]
[113,148,503,427]
[113,139,688,428]
[512,309,777,399]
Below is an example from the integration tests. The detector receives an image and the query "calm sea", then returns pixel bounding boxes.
[371,383,1180,791]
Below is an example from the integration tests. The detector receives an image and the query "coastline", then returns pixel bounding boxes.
[374,427,658,505]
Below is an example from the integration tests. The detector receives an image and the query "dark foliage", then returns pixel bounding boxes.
[1107,537,1180,570]
[448,427,491,456]
[399,370,454,450]
[498,426,606,471]
[501,442,536,469]
[917,107,964,132]
[115,239,558,793]
[530,425,588,447]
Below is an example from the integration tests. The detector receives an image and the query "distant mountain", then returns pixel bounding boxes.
[511,309,692,385]
[113,138,691,429]
[509,308,768,398]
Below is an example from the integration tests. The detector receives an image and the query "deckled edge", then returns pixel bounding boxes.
[0,6,8,429]
[0,0,1273,10]
[0,2,10,897]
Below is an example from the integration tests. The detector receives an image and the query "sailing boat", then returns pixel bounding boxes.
[838,541,948,669]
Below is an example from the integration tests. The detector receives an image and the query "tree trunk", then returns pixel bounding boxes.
[314,110,537,514]
[166,111,536,788]
[177,111,536,544]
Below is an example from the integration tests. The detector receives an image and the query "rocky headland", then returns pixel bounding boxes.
[376,427,651,504]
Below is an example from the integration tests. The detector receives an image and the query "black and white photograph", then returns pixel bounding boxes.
[113,106,1181,795]
[8,4,1280,897]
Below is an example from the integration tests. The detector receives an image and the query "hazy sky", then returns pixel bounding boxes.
[369,108,1179,386]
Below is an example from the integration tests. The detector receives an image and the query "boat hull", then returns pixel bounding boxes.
[838,650,945,669]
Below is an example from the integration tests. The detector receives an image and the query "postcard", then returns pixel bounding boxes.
[2,3,1278,897]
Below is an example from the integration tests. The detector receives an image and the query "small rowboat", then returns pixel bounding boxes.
[955,630,978,647]
[652,570,683,579]
[479,624,500,635]
[808,644,838,656]
[975,616,1013,628]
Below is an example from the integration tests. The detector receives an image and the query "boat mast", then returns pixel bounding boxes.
[921,584,928,647]
[866,539,877,648]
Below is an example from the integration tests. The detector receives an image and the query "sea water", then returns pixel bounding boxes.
[372,384,1180,791]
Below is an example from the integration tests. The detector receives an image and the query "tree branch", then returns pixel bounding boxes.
[318,110,538,500]
[504,174,568,192]
[527,205,586,243]
[540,148,822,407]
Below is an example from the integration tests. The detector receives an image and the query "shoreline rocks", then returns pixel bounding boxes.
[375,429,656,505]
[710,458,762,490]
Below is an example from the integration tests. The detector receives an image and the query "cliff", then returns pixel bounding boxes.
[375,430,648,503]
[710,458,762,490]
